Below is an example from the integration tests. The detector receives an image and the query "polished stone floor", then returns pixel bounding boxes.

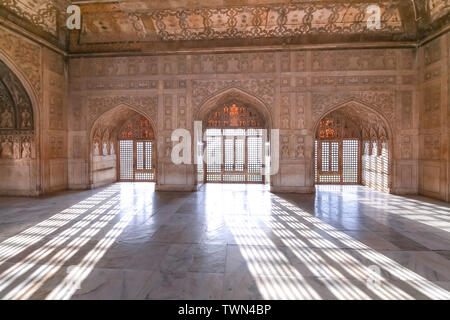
[0,183,449,300]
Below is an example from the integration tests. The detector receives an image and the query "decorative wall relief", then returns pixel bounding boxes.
[280,53,291,73]
[295,53,306,72]
[280,95,291,129]
[311,92,395,124]
[0,29,41,97]
[296,94,306,129]
[0,59,35,160]
[280,134,290,160]
[164,95,173,130]
[49,134,64,159]
[294,135,305,158]
[401,91,413,129]
[279,134,305,160]
[49,91,64,130]
[0,136,13,159]
[400,136,412,159]
[87,95,158,127]
[311,75,396,86]
[192,79,275,114]
[421,85,441,129]
[178,95,187,128]
[422,135,440,160]
[311,50,397,71]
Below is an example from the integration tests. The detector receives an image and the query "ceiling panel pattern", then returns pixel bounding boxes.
[146,2,403,41]
[1,0,59,36]
[0,0,448,53]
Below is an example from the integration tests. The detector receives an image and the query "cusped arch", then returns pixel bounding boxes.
[89,103,157,141]
[88,103,157,187]
[313,99,394,192]
[195,87,273,129]
[313,100,393,140]
[0,54,41,194]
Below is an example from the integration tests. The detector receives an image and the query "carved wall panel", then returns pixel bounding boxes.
[177,95,187,129]
[312,92,395,124]
[49,133,64,159]
[49,91,64,130]
[0,59,35,161]
[295,94,306,130]
[311,75,396,86]
[192,79,275,115]
[311,50,397,71]
[280,95,291,129]
[164,95,173,130]
[400,136,413,160]
[401,91,413,129]
[421,135,441,160]
[87,95,158,128]
[0,29,41,97]
[421,85,441,129]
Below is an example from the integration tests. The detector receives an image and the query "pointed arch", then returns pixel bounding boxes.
[0,54,41,195]
[313,100,393,140]
[313,100,393,193]
[88,103,157,188]
[195,87,273,129]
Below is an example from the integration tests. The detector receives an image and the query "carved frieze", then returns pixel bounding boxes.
[311,75,396,86]
[311,50,397,71]
[0,134,34,159]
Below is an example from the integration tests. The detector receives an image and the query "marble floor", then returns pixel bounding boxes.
[0,183,449,300]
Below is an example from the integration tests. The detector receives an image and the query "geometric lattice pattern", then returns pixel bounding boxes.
[119,140,133,180]
[316,139,360,185]
[205,128,264,183]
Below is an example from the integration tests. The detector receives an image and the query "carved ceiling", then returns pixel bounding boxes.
[0,0,449,53]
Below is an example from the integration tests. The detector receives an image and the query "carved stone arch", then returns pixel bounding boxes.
[89,102,158,139]
[88,103,158,188]
[0,54,41,195]
[312,92,395,129]
[313,100,393,141]
[313,100,394,192]
[195,87,273,129]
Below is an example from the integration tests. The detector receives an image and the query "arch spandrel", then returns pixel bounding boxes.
[196,87,273,130]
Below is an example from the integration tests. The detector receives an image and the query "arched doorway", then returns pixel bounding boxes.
[204,103,266,183]
[195,88,273,185]
[314,102,391,193]
[90,105,157,188]
[117,114,156,182]
[0,59,38,195]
